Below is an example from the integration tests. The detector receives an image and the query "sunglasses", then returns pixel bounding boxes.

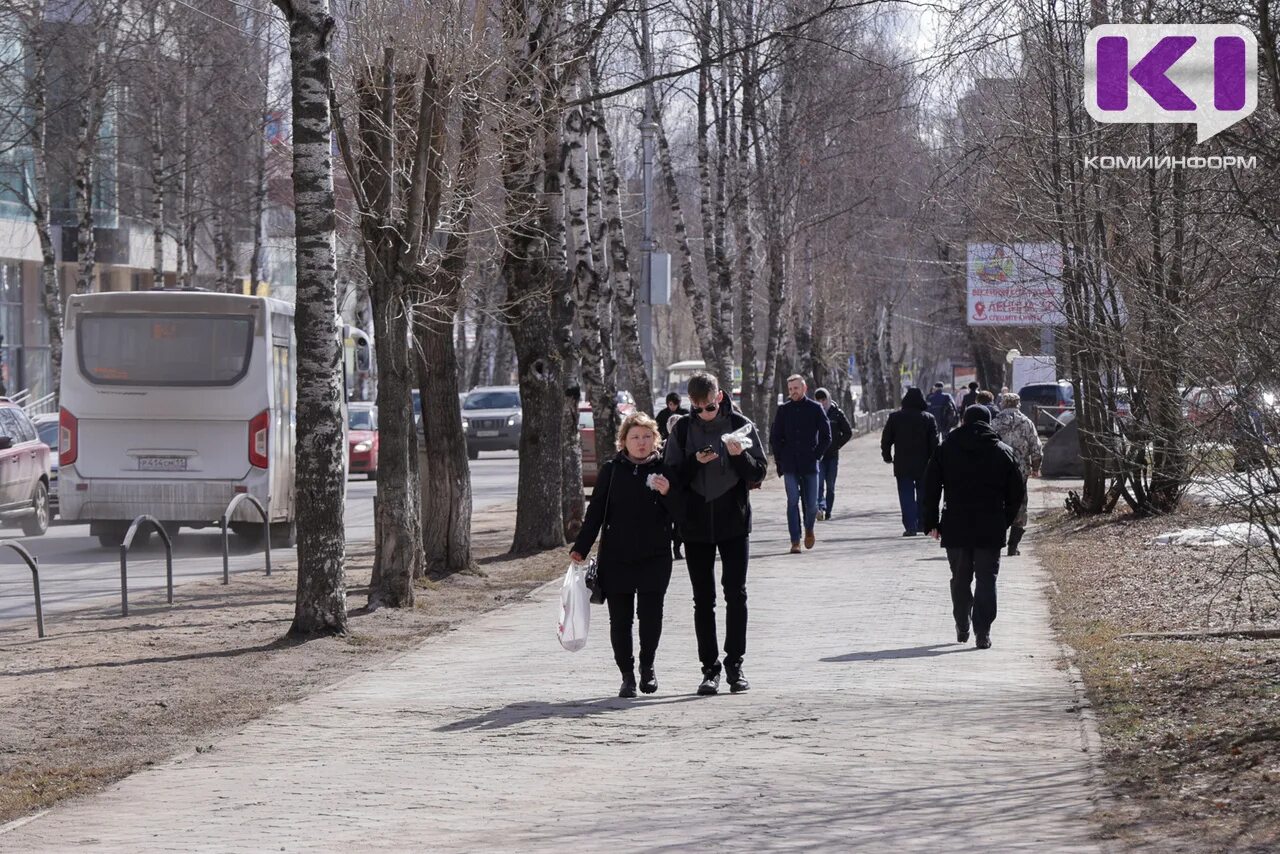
[690,402,718,414]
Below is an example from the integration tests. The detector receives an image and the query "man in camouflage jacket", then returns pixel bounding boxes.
[991,393,1043,556]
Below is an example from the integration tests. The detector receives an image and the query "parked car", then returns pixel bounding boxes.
[0,400,52,536]
[461,386,522,459]
[347,403,379,480]
[32,413,59,516]
[1018,381,1075,435]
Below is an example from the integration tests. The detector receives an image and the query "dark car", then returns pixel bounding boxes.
[461,386,522,459]
[0,400,52,536]
[1019,381,1074,435]
[33,413,59,516]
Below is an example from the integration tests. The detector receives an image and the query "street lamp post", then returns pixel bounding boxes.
[638,0,656,398]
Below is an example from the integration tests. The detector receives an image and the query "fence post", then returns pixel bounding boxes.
[2,542,45,638]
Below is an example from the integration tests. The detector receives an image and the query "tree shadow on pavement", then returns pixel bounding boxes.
[435,695,702,732]
[820,644,973,663]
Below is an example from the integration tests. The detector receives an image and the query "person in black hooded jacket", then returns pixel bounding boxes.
[880,387,940,536]
[921,405,1026,649]
[572,412,683,698]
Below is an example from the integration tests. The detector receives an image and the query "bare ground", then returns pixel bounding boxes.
[1037,499,1280,852]
[0,503,567,825]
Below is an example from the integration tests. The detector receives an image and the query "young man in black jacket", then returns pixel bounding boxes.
[880,387,940,536]
[664,371,768,696]
[921,405,1026,649]
[813,387,854,521]
[656,392,689,440]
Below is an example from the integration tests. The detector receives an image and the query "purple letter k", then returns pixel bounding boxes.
[1130,36,1197,110]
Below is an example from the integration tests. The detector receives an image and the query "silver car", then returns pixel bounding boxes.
[461,386,522,459]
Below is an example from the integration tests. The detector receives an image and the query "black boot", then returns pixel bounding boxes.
[640,666,658,694]
[697,665,721,696]
[725,662,750,694]
[1007,526,1025,557]
[619,671,637,698]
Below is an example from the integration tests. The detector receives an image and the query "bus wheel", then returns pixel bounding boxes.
[94,522,128,548]
[21,482,50,537]
[270,520,296,548]
[230,522,266,544]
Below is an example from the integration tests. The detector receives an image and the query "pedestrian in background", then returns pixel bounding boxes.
[665,372,768,695]
[771,374,832,553]
[880,387,939,537]
[961,382,980,411]
[926,382,959,434]
[976,390,1000,420]
[922,405,1026,649]
[571,413,682,697]
[991,393,1042,557]
[656,392,688,441]
[813,387,854,521]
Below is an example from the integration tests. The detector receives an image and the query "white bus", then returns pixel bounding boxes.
[58,289,352,547]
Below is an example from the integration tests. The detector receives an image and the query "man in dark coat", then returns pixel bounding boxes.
[921,405,1026,649]
[880,387,939,536]
[665,371,768,696]
[926,382,958,434]
[656,392,688,440]
[770,374,832,552]
[960,381,980,411]
[813,387,854,521]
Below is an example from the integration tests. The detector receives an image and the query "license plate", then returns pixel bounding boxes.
[475,430,500,438]
[138,456,188,472]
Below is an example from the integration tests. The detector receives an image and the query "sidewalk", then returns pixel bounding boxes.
[0,436,1103,852]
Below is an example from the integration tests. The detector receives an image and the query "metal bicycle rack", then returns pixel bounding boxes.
[119,515,174,617]
[220,494,273,583]
[2,541,44,638]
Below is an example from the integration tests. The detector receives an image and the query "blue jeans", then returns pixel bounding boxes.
[896,475,923,533]
[818,456,839,515]
[784,471,819,543]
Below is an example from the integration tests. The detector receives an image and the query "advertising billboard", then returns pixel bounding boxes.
[966,243,1066,327]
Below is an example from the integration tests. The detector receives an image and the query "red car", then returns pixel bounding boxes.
[0,400,52,536]
[347,403,379,480]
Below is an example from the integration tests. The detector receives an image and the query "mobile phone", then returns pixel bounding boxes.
[698,444,715,455]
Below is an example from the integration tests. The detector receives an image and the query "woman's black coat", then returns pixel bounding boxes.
[572,451,682,591]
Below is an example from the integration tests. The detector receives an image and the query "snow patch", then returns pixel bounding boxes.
[1152,523,1273,548]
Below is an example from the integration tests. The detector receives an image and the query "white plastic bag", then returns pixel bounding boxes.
[557,562,592,651]
[724,423,755,450]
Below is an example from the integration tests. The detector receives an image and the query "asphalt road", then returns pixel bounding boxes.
[0,451,519,624]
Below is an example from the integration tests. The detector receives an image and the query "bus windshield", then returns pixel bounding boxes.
[78,313,254,387]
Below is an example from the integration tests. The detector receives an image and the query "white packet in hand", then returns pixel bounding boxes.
[723,423,754,450]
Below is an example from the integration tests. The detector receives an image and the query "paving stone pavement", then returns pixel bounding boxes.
[2,435,1104,853]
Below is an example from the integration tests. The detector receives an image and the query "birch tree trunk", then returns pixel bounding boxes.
[24,1,63,395]
[150,111,165,288]
[273,0,348,636]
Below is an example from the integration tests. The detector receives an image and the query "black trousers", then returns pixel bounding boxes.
[946,547,1001,635]
[604,559,671,674]
[684,535,749,672]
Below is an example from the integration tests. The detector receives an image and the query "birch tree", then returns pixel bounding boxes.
[273,0,348,635]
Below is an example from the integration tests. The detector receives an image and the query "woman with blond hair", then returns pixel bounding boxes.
[571,412,683,697]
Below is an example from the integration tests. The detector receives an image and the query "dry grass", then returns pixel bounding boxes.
[1037,503,1280,852]
[0,503,566,825]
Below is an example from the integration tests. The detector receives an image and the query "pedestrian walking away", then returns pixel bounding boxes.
[926,381,959,434]
[572,413,684,698]
[976,389,1000,420]
[770,374,832,552]
[657,393,690,559]
[991,393,1043,556]
[960,381,980,411]
[813,387,854,520]
[921,405,1026,649]
[665,371,768,696]
[880,387,940,536]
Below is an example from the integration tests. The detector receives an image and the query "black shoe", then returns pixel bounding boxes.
[976,635,992,650]
[639,667,658,694]
[673,546,683,560]
[619,673,637,698]
[957,628,970,643]
[697,668,721,696]
[1007,547,1020,557]
[902,530,917,537]
[726,665,750,694]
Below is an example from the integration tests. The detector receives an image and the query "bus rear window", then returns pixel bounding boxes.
[78,313,254,386]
